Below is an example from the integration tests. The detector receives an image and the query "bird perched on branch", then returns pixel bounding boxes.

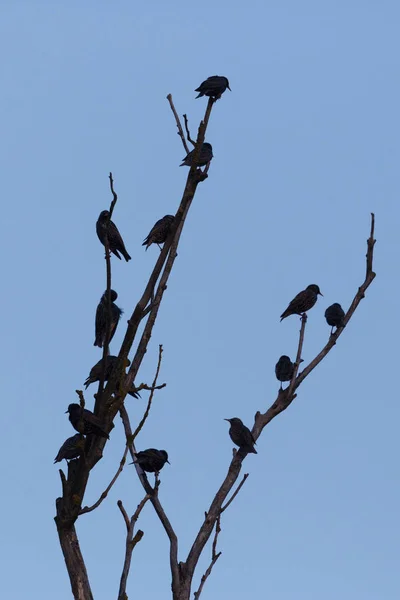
[275,355,295,388]
[325,303,345,333]
[131,449,170,473]
[94,290,123,348]
[66,403,109,439]
[84,356,140,398]
[280,284,323,321]
[96,210,131,261]
[224,418,257,454]
[142,215,175,250]
[180,143,213,167]
[54,434,85,463]
[195,75,231,99]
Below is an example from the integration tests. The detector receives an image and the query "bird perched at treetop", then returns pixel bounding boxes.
[94,290,123,348]
[96,210,131,261]
[224,418,257,454]
[275,355,295,388]
[66,403,109,439]
[142,215,175,250]
[280,284,323,321]
[325,303,345,333]
[195,76,231,99]
[131,449,170,473]
[54,434,85,463]
[84,356,141,398]
[180,143,213,167]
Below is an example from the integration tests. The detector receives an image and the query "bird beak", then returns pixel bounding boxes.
[227,85,231,91]
[167,460,171,464]
[128,461,134,465]
[319,292,323,296]
[224,418,231,422]
[64,410,68,413]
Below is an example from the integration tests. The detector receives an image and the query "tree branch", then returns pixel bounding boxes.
[221,473,249,513]
[193,516,222,600]
[183,214,377,595]
[183,114,196,147]
[79,445,129,515]
[117,495,150,600]
[167,94,190,154]
[131,344,164,441]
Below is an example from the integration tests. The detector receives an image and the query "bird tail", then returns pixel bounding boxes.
[195,91,203,98]
[280,311,289,322]
[250,447,257,454]
[93,340,102,348]
[127,389,141,399]
[142,237,150,250]
[84,379,91,389]
[122,250,131,262]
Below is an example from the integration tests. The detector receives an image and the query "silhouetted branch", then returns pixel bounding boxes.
[75,389,86,408]
[183,114,196,147]
[117,499,131,531]
[193,515,221,600]
[117,495,149,600]
[221,473,249,513]
[284,313,307,406]
[79,445,129,515]
[119,404,181,596]
[108,172,118,217]
[167,94,190,154]
[131,344,164,441]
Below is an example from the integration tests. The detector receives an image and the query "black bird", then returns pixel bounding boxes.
[195,75,231,99]
[142,215,175,250]
[66,403,109,439]
[325,303,345,333]
[54,434,85,463]
[94,290,123,348]
[96,210,131,261]
[280,284,323,321]
[180,143,213,168]
[84,356,140,398]
[132,449,170,473]
[224,418,257,454]
[275,355,295,388]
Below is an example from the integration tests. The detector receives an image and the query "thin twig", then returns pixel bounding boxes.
[108,172,118,217]
[130,345,164,442]
[79,445,129,515]
[117,500,130,531]
[183,114,196,147]
[221,473,249,513]
[193,516,222,600]
[75,390,86,408]
[284,313,307,405]
[167,94,190,154]
[118,495,149,600]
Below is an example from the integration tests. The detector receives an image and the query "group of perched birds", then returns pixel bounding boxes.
[56,76,346,472]
[225,285,346,455]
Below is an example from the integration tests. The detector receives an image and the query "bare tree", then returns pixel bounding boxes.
[54,91,376,600]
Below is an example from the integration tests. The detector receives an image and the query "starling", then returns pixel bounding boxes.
[132,449,170,473]
[94,290,123,348]
[224,418,257,454]
[180,143,213,168]
[142,215,175,250]
[66,403,109,439]
[325,303,345,333]
[54,434,85,463]
[84,356,140,399]
[96,210,131,261]
[195,75,231,99]
[275,355,295,388]
[280,284,323,321]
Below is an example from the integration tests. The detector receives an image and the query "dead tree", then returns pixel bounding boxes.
[54,91,376,600]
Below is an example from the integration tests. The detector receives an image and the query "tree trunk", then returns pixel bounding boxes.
[57,522,94,600]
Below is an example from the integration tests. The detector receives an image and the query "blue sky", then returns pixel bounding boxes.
[1,2,399,599]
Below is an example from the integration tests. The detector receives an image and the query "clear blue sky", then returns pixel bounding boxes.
[1,2,398,599]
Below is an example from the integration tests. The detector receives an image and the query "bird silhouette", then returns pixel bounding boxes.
[224,417,257,454]
[94,290,123,348]
[54,434,85,463]
[280,284,323,321]
[84,356,140,398]
[180,143,213,167]
[195,75,231,99]
[131,449,170,473]
[66,403,109,439]
[96,210,131,261]
[275,355,295,388]
[142,215,175,250]
[325,303,345,333]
